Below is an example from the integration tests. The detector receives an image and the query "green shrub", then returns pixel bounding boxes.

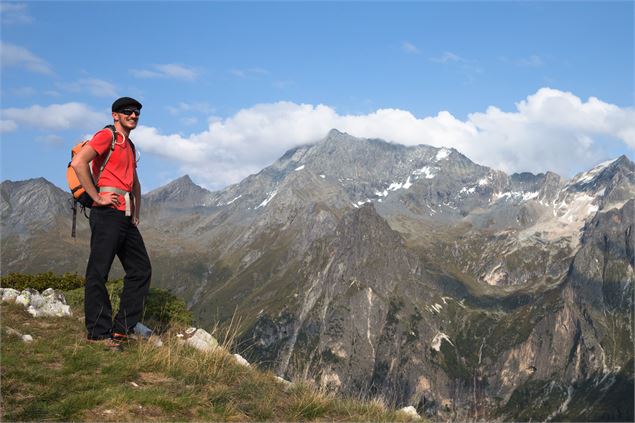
[144,286,193,328]
[1,272,84,291]
[65,278,193,331]
[107,279,193,329]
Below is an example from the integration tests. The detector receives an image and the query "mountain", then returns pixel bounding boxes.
[1,130,633,421]
[144,175,213,211]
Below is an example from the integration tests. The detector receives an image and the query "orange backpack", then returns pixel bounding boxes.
[66,125,116,237]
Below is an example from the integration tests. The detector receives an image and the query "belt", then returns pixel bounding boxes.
[99,186,132,216]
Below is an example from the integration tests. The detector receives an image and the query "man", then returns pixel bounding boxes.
[71,96,152,350]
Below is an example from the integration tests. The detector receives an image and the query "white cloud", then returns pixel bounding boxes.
[1,102,106,131]
[1,41,52,74]
[430,51,463,63]
[1,3,33,25]
[402,41,420,54]
[58,78,118,97]
[130,64,198,80]
[516,55,544,67]
[0,120,18,133]
[230,68,269,78]
[131,88,635,189]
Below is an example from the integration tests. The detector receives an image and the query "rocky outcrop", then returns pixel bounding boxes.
[1,287,72,317]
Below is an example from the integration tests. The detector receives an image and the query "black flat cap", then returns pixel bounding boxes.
[112,97,143,112]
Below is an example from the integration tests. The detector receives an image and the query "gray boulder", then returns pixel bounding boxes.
[182,327,218,352]
[1,288,20,302]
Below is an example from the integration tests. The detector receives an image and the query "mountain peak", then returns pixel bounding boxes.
[143,175,211,209]
[326,128,347,138]
[569,155,634,188]
[612,154,635,170]
[176,174,193,183]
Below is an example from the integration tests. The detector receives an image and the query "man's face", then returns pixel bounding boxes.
[113,108,140,130]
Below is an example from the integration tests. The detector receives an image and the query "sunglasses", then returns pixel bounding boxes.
[118,108,141,116]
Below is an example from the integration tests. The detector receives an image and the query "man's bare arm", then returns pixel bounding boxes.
[70,145,119,207]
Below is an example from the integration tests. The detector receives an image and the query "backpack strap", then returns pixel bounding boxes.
[71,198,78,238]
[95,125,117,183]
[129,139,137,162]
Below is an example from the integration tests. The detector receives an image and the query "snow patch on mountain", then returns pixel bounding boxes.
[256,190,278,209]
[570,158,617,186]
[381,176,414,194]
[413,166,436,179]
[435,148,451,161]
[495,191,539,202]
[216,194,242,207]
[431,332,454,352]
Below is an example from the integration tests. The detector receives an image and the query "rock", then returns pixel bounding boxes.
[233,353,250,367]
[1,288,20,302]
[134,322,154,339]
[15,289,36,307]
[397,406,421,419]
[22,334,34,343]
[29,293,46,309]
[26,295,72,318]
[184,328,218,353]
[275,376,293,386]
[42,301,72,317]
[133,323,162,347]
[26,305,43,317]
[42,288,68,304]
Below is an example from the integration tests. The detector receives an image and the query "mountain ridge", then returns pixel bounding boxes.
[1,130,633,420]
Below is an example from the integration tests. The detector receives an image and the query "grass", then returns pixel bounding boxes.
[1,300,420,422]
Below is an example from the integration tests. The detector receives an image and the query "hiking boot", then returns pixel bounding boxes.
[88,337,124,352]
[111,332,133,345]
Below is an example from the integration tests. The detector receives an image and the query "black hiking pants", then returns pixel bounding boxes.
[84,207,152,340]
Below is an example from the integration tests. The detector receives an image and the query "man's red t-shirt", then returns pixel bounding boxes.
[87,128,136,212]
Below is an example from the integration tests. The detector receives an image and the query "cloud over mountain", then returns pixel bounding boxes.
[130,88,635,189]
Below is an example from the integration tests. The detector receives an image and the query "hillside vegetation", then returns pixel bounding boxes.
[1,274,419,422]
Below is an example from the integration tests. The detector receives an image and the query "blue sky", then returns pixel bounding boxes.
[1,1,634,192]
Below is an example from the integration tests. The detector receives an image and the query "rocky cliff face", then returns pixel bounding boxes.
[2,130,633,421]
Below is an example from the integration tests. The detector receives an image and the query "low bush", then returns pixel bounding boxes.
[107,280,193,329]
[1,272,84,291]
